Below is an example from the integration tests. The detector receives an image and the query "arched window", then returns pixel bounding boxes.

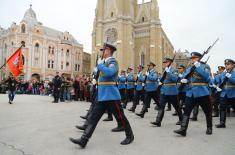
[48,46,51,54]
[21,24,26,33]
[35,43,39,53]
[51,47,54,55]
[66,49,70,57]
[141,52,145,66]
[111,12,114,17]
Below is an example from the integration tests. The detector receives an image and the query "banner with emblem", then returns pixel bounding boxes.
[6,48,24,78]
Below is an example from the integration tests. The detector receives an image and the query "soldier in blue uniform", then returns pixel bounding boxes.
[69,42,134,148]
[215,59,235,128]
[118,70,127,106]
[123,67,135,108]
[136,62,159,118]
[211,66,225,117]
[150,58,183,127]
[128,65,145,112]
[174,52,212,136]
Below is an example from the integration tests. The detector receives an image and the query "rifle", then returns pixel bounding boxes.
[204,56,211,64]
[218,67,234,90]
[178,38,219,91]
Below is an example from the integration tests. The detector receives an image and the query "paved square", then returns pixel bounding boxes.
[0,94,234,155]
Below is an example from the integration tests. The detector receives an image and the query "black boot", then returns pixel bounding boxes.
[206,127,212,135]
[190,105,198,121]
[112,126,125,132]
[216,111,226,128]
[120,122,134,145]
[136,105,147,118]
[150,109,164,127]
[103,117,113,121]
[174,116,189,137]
[69,136,88,148]
[76,125,87,131]
[80,115,88,120]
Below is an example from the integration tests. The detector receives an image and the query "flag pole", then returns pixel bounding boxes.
[0,44,24,70]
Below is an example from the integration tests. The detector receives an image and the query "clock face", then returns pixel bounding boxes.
[105,28,118,44]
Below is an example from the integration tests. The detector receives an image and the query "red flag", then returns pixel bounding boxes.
[7,48,24,78]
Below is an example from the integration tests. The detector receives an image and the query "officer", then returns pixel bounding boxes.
[118,70,127,107]
[52,72,62,103]
[150,58,183,127]
[174,52,212,136]
[128,65,145,112]
[69,42,134,148]
[215,59,235,128]
[123,67,135,108]
[136,62,159,118]
[211,66,225,117]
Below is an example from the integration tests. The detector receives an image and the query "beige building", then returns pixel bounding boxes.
[0,5,87,81]
[82,52,91,76]
[174,50,190,68]
[91,0,174,73]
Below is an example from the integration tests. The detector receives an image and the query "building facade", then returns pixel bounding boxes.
[82,52,91,76]
[91,0,174,73]
[174,50,190,68]
[0,5,88,81]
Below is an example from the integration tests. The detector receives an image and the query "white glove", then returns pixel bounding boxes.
[137,74,140,78]
[142,83,145,87]
[178,74,183,78]
[98,58,104,65]
[159,81,163,86]
[93,67,98,73]
[226,73,232,78]
[212,84,217,88]
[181,79,188,84]
[146,72,149,76]
[216,86,222,92]
[92,79,97,85]
[194,61,200,68]
[165,67,170,73]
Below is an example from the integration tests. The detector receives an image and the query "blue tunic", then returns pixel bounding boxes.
[118,75,126,90]
[161,67,178,95]
[217,70,235,98]
[126,73,135,89]
[144,69,158,92]
[97,57,121,102]
[136,72,145,91]
[184,64,210,98]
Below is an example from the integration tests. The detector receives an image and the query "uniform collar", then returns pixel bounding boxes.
[105,57,113,62]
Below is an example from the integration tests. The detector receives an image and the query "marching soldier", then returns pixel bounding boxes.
[118,70,127,106]
[123,67,135,108]
[150,58,183,127]
[128,65,145,112]
[215,59,235,128]
[4,75,19,104]
[136,62,159,118]
[211,66,225,117]
[174,52,212,136]
[69,42,134,148]
[52,72,62,103]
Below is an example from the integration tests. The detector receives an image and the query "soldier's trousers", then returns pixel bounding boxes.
[140,91,158,113]
[158,95,183,121]
[184,96,212,128]
[126,88,134,102]
[219,96,235,112]
[119,89,127,104]
[178,92,186,108]
[130,90,142,110]
[81,100,134,140]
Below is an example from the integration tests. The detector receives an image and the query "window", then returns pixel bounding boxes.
[34,58,39,66]
[35,43,39,53]
[51,61,54,69]
[48,60,51,68]
[66,62,69,67]
[142,17,145,22]
[51,47,54,55]
[21,24,26,33]
[48,46,51,54]
[111,12,114,17]
[66,49,70,57]
[141,52,145,66]
[61,62,63,70]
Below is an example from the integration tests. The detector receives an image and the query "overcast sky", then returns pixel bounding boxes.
[0,0,234,72]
